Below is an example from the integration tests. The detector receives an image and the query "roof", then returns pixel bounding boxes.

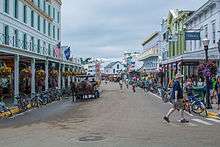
[104,61,122,69]
[185,0,214,24]
[142,32,159,46]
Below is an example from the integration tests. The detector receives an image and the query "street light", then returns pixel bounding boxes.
[202,38,212,109]
[202,38,210,63]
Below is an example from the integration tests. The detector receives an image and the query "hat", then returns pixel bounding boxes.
[176,73,184,79]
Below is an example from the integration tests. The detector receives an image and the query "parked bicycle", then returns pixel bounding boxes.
[184,94,207,116]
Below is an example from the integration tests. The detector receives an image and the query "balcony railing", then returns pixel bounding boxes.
[0,33,55,57]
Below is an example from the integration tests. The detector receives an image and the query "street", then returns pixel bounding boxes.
[0,83,220,147]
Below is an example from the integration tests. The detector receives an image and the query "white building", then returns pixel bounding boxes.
[0,0,82,103]
[84,62,96,76]
[184,0,220,74]
[139,32,162,73]
[104,61,124,75]
[123,51,142,72]
[160,18,169,61]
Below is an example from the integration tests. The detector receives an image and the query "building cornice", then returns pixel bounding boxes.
[22,0,53,23]
[142,32,159,46]
[185,0,215,24]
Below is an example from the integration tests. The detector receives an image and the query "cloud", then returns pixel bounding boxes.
[61,0,207,58]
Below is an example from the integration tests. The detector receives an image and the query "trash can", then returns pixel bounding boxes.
[192,86,205,101]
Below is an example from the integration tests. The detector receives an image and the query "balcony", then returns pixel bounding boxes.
[0,33,54,57]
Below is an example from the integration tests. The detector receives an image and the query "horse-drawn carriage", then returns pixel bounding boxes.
[72,75,101,101]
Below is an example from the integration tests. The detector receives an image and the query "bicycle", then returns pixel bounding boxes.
[184,94,207,117]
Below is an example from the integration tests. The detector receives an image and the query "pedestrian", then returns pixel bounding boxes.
[215,76,220,110]
[163,73,189,123]
[132,81,136,93]
[71,81,77,102]
[211,77,217,104]
[119,78,123,90]
[197,78,204,87]
[125,78,129,89]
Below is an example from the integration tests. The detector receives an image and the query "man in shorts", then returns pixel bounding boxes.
[163,73,189,123]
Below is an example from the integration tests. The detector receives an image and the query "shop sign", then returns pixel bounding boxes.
[185,32,200,40]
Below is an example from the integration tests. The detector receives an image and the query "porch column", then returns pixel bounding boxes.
[68,67,71,87]
[14,54,19,97]
[58,63,61,89]
[45,60,49,90]
[31,58,36,95]
[62,64,65,89]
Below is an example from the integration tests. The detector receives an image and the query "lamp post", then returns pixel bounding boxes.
[202,38,212,109]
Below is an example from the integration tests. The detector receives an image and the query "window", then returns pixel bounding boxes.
[189,40,192,51]
[31,11,35,27]
[4,0,9,14]
[4,25,9,45]
[37,39,40,53]
[212,22,216,43]
[38,15,41,31]
[48,44,51,56]
[43,41,46,55]
[23,5,27,23]
[43,0,46,12]
[38,0,41,8]
[53,7,55,19]
[199,27,203,47]
[53,26,55,39]
[48,23,51,36]
[23,33,27,49]
[14,29,18,47]
[48,5,51,16]
[43,19,46,34]
[204,25,208,38]
[14,0,18,18]
[57,11,60,23]
[57,28,60,40]
[194,41,197,50]
[31,36,34,51]
[117,64,119,69]
[113,69,115,74]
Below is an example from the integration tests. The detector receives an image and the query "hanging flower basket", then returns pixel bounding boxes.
[62,71,71,77]
[198,61,217,78]
[0,66,12,77]
[50,70,59,78]
[20,68,32,78]
[36,69,45,80]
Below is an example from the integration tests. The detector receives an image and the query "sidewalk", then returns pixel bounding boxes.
[207,104,220,119]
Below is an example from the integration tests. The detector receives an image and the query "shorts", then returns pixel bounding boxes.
[171,99,184,110]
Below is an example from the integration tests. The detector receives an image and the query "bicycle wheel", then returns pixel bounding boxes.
[191,101,206,114]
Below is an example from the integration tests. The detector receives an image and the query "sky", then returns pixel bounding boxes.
[61,0,207,58]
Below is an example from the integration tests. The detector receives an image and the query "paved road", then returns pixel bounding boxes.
[0,82,220,147]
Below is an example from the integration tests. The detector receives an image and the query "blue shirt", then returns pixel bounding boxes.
[171,80,183,100]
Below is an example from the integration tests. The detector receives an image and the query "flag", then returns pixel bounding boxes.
[54,42,61,58]
[64,47,71,60]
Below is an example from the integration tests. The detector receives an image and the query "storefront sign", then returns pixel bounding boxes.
[185,32,200,40]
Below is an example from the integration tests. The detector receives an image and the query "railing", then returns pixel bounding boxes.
[0,33,54,56]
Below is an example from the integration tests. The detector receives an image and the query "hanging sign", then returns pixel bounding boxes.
[185,32,200,40]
